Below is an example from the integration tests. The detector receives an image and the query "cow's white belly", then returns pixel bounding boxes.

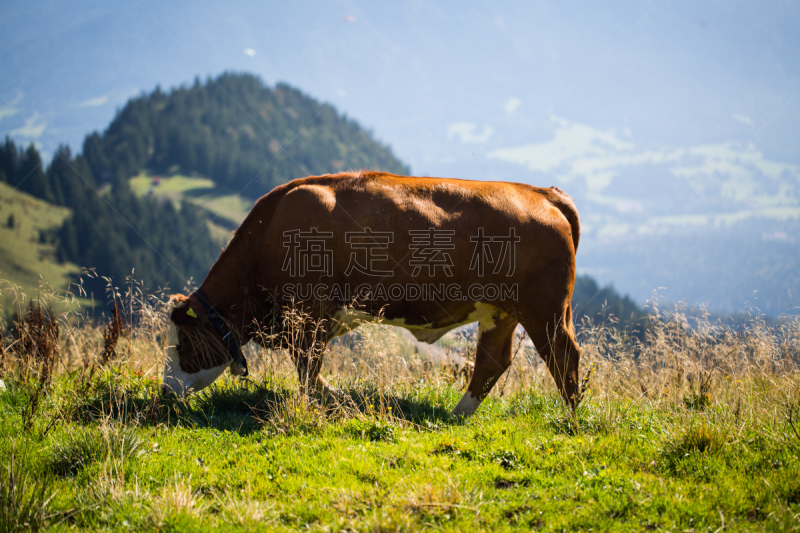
[330,302,508,344]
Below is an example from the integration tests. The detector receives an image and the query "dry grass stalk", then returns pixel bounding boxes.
[8,301,61,434]
[99,301,124,365]
[10,301,60,382]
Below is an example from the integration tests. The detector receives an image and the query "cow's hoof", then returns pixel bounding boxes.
[451,391,482,417]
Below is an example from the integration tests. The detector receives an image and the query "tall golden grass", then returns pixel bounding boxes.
[1,275,798,423]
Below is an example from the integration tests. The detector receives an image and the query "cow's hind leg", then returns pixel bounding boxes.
[452,314,518,416]
[521,307,581,409]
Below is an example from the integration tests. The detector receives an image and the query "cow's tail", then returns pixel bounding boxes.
[546,187,581,253]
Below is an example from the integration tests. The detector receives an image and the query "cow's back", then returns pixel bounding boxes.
[239,173,573,299]
[259,172,577,246]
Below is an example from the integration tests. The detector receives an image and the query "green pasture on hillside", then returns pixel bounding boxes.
[129,173,253,244]
[0,182,80,310]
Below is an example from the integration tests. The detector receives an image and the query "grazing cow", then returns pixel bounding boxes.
[163,172,582,416]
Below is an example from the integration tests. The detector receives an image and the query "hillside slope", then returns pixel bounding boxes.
[0,182,80,306]
[129,172,252,245]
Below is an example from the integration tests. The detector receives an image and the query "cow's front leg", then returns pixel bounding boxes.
[292,341,341,397]
[452,316,518,417]
[294,351,323,396]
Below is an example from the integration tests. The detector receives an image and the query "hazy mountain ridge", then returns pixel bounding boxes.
[580,218,800,316]
[475,115,800,315]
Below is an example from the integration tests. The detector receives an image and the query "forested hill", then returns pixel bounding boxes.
[572,275,642,328]
[0,73,409,300]
[82,73,409,197]
[0,138,219,301]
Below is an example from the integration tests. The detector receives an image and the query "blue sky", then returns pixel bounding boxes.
[3,1,797,171]
[2,0,799,307]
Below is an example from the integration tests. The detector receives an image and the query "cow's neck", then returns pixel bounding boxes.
[198,232,258,339]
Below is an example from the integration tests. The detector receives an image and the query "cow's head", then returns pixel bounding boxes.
[162,294,247,396]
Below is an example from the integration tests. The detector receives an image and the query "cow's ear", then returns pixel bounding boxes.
[169,293,188,306]
[169,294,203,327]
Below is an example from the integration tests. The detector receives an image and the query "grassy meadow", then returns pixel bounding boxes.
[129,173,253,245]
[1,282,799,532]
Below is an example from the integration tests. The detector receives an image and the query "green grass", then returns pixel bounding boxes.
[2,368,799,532]
[129,173,253,244]
[0,182,81,311]
[2,284,798,531]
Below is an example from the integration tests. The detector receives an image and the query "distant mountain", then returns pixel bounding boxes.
[0,139,220,302]
[82,73,409,198]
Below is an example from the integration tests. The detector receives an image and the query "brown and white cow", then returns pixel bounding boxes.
[163,171,582,416]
